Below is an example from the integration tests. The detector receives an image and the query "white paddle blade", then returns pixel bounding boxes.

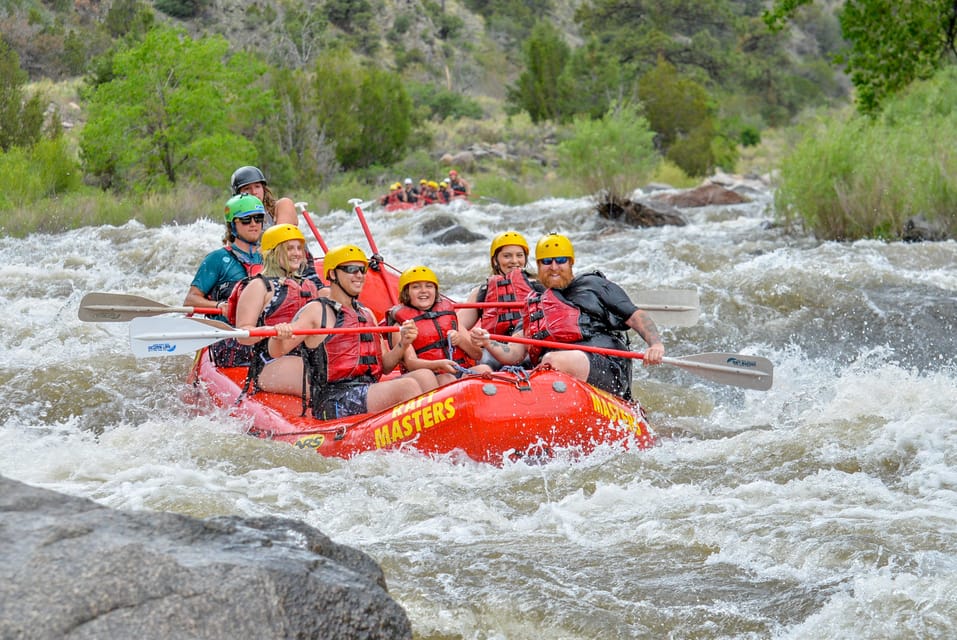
[666,352,773,391]
[129,317,244,358]
[634,289,700,327]
[79,292,170,322]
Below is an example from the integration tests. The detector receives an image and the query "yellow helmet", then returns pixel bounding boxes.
[390,182,402,190]
[261,223,305,254]
[489,231,529,259]
[428,181,439,189]
[323,244,369,278]
[398,265,439,292]
[535,233,575,261]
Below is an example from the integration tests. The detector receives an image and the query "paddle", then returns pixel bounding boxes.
[349,197,399,305]
[486,333,773,391]
[295,201,329,253]
[79,292,221,322]
[453,289,700,327]
[129,316,399,358]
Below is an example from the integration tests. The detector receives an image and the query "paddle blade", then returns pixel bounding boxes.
[634,289,700,327]
[129,316,242,358]
[666,352,773,391]
[79,292,165,322]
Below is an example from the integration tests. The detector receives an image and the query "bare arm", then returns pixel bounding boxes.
[381,320,418,373]
[625,309,664,365]
[234,279,270,345]
[183,285,221,312]
[470,326,525,365]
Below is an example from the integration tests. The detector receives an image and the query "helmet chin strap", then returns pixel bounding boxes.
[330,275,359,301]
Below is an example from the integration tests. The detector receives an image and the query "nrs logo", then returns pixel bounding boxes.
[726,357,757,368]
[147,343,176,353]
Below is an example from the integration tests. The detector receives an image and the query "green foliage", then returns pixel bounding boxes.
[556,104,658,200]
[324,0,373,35]
[312,50,414,170]
[408,82,484,121]
[776,66,957,240]
[766,0,957,114]
[462,0,551,41]
[0,137,80,213]
[105,0,155,38]
[506,21,571,123]
[638,57,730,176]
[79,27,264,191]
[154,0,207,19]
[0,40,46,151]
[558,38,633,121]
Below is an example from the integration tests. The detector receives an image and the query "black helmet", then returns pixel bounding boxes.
[230,166,267,195]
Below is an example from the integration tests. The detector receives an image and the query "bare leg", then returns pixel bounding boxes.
[541,350,590,382]
[367,377,424,412]
[256,356,305,395]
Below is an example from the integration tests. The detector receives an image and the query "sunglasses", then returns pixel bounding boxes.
[236,214,265,224]
[337,264,368,275]
[539,257,570,266]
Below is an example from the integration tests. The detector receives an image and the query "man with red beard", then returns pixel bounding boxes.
[470,233,664,400]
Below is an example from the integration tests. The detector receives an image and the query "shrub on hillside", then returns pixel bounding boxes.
[557,104,657,202]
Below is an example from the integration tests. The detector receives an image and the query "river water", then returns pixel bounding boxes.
[2,188,956,639]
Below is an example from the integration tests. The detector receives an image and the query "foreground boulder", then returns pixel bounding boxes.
[0,476,411,640]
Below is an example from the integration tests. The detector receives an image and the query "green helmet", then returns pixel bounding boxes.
[224,194,266,223]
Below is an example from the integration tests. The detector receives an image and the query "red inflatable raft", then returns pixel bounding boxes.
[186,353,654,464]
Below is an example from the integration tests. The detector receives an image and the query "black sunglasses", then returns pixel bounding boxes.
[539,257,570,266]
[337,264,368,275]
[236,214,265,224]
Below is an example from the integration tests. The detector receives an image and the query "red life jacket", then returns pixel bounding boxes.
[479,268,536,335]
[212,246,264,304]
[387,298,473,367]
[305,298,383,384]
[224,275,318,327]
[522,288,588,364]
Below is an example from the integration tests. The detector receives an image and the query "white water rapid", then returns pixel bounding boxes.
[2,188,956,638]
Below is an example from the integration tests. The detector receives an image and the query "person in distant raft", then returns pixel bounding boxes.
[269,245,439,419]
[385,266,492,386]
[447,169,471,197]
[233,223,323,396]
[470,233,665,400]
[184,194,266,367]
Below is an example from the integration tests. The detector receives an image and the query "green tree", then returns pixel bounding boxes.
[0,39,46,152]
[638,57,727,175]
[765,0,957,113]
[79,27,265,191]
[312,50,414,170]
[506,21,571,123]
[559,38,633,121]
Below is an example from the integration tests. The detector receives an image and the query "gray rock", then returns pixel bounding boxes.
[651,183,750,208]
[419,214,485,244]
[597,197,687,227]
[902,214,949,242]
[0,476,411,640]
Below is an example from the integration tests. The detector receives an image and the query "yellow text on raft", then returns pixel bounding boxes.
[375,396,456,449]
[588,390,643,436]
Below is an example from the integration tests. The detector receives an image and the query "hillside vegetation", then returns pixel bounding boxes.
[3,0,956,239]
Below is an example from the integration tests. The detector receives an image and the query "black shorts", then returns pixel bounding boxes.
[312,383,371,420]
[209,338,255,368]
[585,352,633,400]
